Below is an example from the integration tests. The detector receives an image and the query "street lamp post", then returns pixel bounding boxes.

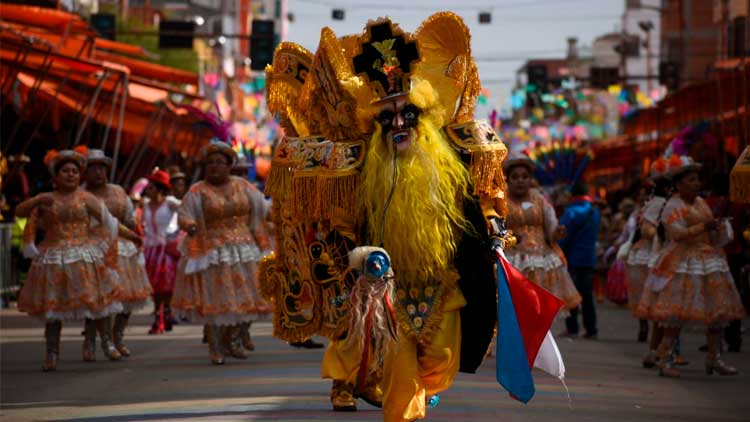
[639,20,654,93]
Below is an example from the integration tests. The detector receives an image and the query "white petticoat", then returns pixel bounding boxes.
[176,311,271,326]
[506,251,565,272]
[184,243,270,274]
[41,302,124,322]
[626,247,652,267]
[646,256,731,292]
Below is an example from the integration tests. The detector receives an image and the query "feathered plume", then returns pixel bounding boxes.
[43,150,59,167]
[73,144,89,157]
[179,104,234,143]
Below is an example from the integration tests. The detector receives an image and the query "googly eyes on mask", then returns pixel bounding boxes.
[400,105,420,128]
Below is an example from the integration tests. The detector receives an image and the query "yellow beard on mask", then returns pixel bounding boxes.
[359,114,472,284]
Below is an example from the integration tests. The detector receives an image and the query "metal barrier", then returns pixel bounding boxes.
[0,222,20,307]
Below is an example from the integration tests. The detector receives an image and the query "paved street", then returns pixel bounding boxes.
[1,303,749,422]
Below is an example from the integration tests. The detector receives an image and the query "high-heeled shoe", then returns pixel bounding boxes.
[642,350,658,368]
[239,322,255,352]
[658,361,681,378]
[672,354,690,366]
[331,380,357,412]
[706,356,738,375]
[148,312,164,335]
[164,307,174,332]
[222,325,249,359]
[206,324,225,365]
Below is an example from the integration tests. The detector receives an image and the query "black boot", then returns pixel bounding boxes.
[164,307,173,332]
[290,338,325,349]
[82,318,97,362]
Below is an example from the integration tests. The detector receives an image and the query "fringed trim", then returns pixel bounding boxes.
[729,146,750,204]
[290,171,360,221]
[454,60,482,123]
[265,164,292,198]
[273,317,324,343]
[257,252,277,301]
[394,270,460,346]
[469,149,508,200]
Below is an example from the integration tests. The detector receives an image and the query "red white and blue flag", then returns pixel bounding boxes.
[495,249,565,404]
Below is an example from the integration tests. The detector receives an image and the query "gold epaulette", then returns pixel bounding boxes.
[445,120,508,204]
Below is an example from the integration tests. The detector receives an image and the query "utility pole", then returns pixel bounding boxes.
[639,21,655,93]
[678,0,685,89]
[119,0,128,21]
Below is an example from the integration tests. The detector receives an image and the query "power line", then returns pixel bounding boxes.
[291,0,604,11]
[288,9,620,21]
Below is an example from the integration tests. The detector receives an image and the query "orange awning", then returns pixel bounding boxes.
[1,11,210,162]
[94,38,151,59]
[1,18,197,88]
[95,51,199,86]
[15,72,201,156]
[0,4,91,35]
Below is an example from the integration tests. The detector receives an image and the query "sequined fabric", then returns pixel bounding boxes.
[505,192,581,310]
[91,184,152,311]
[636,196,744,324]
[17,189,124,321]
[172,177,272,325]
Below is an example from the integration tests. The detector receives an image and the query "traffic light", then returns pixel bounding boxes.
[589,67,619,89]
[478,12,491,24]
[527,64,547,91]
[159,21,195,49]
[332,9,345,20]
[250,19,276,71]
[90,13,115,40]
[658,62,679,90]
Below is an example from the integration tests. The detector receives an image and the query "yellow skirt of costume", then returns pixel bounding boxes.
[382,283,464,422]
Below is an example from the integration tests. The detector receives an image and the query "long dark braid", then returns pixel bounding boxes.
[653,177,672,243]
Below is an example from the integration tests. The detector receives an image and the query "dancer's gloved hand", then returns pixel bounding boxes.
[487,217,516,251]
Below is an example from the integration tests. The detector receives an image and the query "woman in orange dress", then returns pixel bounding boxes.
[503,153,581,311]
[636,155,744,378]
[15,149,135,371]
[625,159,671,366]
[173,141,273,364]
[84,149,151,357]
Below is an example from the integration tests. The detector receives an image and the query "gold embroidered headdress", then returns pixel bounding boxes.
[266,12,506,205]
